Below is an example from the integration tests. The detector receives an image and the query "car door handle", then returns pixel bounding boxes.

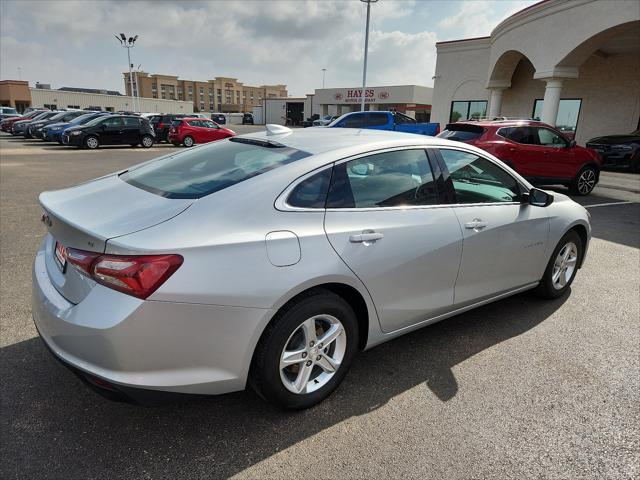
[464,219,488,230]
[349,232,384,243]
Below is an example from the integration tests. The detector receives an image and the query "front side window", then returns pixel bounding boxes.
[537,127,568,147]
[326,149,438,208]
[439,149,521,203]
[122,138,311,199]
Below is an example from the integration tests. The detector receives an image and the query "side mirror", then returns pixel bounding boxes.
[527,187,554,207]
[100,123,107,130]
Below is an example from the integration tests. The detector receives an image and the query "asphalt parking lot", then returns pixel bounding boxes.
[1,130,638,479]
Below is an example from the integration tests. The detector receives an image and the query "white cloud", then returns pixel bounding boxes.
[438,0,534,39]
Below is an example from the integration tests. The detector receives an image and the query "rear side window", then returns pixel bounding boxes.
[367,113,388,126]
[287,169,332,208]
[438,124,485,141]
[327,149,438,208]
[171,120,183,127]
[498,127,536,145]
[123,117,141,126]
[187,120,201,127]
[122,138,311,199]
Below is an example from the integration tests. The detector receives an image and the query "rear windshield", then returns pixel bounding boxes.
[121,137,311,199]
[437,124,485,142]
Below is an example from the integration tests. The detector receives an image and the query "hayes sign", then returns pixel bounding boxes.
[334,89,390,103]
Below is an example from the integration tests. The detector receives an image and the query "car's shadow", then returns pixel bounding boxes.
[1,290,567,478]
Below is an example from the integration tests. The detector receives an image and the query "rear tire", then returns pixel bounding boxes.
[536,230,583,299]
[84,135,99,149]
[249,289,359,410]
[570,165,597,195]
[183,136,194,147]
[141,135,154,148]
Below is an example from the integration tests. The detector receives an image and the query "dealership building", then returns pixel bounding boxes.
[430,0,640,145]
[306,85,434,122]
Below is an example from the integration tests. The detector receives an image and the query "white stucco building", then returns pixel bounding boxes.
[431,0,640,145]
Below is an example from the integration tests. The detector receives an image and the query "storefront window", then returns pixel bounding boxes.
[450,100,487,122]
[532,99,582,133]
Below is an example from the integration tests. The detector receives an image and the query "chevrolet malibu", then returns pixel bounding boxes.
[33,126,591,409]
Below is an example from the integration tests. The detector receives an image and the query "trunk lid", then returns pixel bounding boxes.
[39,173,193,304]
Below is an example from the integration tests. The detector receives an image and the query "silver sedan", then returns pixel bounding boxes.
[33,125,591,409]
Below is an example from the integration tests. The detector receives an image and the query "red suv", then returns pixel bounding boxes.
[438,120,603,195]
[168,118,236,147]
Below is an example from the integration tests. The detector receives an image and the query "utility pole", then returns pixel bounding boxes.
[115,33,138,112]
[322,68,327,89]
[360,0,378,111]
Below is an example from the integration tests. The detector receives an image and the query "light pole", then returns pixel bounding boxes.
[115,33,138,112]
[360,0,377,111]
[321,68,327,89]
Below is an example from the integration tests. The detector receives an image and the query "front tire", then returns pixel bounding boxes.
[84,135,99,149]
[183,136,194,147]
[570,166,597,195]
[536,230,583,299]
[249,289,359,410]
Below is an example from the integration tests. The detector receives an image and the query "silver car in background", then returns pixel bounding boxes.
[33,125,591,409]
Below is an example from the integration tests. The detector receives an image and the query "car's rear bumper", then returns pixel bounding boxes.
[32,242,274,400]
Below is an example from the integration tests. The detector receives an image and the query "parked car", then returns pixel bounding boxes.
[0,106,19,121]
[33,126,591,409]
[42,112,111,143]
[187,113,209,119]
[438,120,603,195]
[242,113,254,125]
[211,113,226,125]
[313,115,338,127]
[62,115,155,149]
[586,129,640,172]
[148,114,187,142]
[168,117,235,147]
[32,111,87,139]
[328,111,441,136]
[14,111,60,137]
[0,110,44,132]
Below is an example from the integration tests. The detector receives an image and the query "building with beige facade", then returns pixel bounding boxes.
[123,72,287,114]
[431,0,640,145]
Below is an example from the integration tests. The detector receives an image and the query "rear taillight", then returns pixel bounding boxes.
[65,247,183,299]
[435,124,441,135]
[158,122,165,129]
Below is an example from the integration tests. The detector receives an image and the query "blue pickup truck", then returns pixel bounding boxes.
[326,111,440,136]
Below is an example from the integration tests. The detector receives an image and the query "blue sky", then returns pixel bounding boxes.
[0,0,538,96]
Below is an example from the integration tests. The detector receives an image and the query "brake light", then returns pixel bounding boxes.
[65,247,183,299]
[435,124,441,135]
[158,122,165,129]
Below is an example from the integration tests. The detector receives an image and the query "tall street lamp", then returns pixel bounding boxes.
[321,68,327,89]
[360,0,377,111]
[115,33,138,112]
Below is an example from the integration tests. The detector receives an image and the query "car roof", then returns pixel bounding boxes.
[238,126,458,155]
[450,120,550,128]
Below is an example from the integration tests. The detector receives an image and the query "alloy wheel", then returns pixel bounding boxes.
[279,315,346,395]
[577,169,596,194]
[552,242,578,290]
[183,136,194,147]
[142,136,153,148]
[86,137,98,149]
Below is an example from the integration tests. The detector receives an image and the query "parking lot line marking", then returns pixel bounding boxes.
[584,201,636,208]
